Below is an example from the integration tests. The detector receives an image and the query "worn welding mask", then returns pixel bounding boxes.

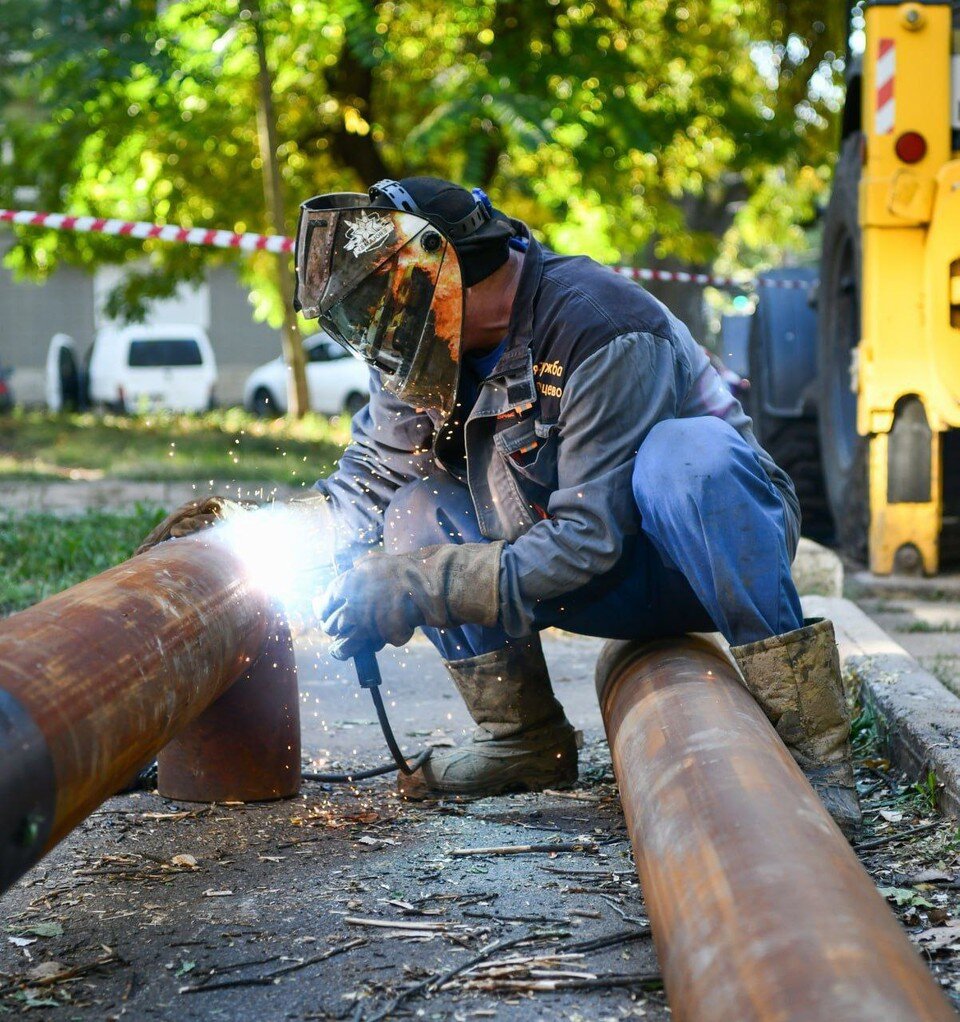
[293,191,464,419]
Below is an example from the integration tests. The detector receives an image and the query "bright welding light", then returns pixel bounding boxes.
[213,504,336,619]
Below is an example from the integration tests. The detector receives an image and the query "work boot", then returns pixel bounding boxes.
[398,636,579,799]
[730,618,862,839]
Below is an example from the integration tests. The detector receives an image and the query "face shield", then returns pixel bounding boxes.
[294,192,463,419]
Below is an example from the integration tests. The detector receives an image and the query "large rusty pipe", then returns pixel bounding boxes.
[0,534,298,893]
[596,636,954,1021]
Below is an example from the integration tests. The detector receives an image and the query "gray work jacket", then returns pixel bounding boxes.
[316,233,800,636]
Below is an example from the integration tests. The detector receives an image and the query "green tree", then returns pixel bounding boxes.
[0,0,848,367]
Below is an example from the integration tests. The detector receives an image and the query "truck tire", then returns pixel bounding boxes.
[251,387,279,418]
[763,418,833,544]
[748,335,832,544]
[746,269,832,543]
[817,133,869,563]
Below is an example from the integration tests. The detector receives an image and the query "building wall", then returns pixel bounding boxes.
[0,250,284,406]
[207,267,284,406]
[0,261,97,403]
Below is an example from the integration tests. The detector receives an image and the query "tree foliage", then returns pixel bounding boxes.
[0,0,848,324]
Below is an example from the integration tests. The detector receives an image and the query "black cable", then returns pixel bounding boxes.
[301,650,432,785]
[301,747,431,784]
[125,656,432,790]
[368,683,418,775]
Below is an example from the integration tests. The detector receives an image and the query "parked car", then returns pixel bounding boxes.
[46,325,217,413]
[244,333,369,417]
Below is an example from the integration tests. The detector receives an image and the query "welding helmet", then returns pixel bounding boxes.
[293,178,513,419]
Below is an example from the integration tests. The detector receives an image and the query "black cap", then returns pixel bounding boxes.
[369,176,514,287]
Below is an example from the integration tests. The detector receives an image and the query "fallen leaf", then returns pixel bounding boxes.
[170,854,198,869]
[27,961,67,982]
[8,937,37,948]
[21,923,63,938]
[878,886,935,909]
[909,869,953,884]
[914,925,960,953]
[878,809,904,823]
[356,836,399,849]
[15,991,60,1008]
[175,961,196,977]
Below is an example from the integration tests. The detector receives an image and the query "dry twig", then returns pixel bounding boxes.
[855,821,940,852]
[0,953,121,997]
[449,841,598,857]
[362,929,565,1022]
[179,938,366,994]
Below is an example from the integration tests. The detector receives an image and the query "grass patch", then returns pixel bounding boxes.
[851,702,883,758]
[899,620,960,634]
[0,408,351,485]
[0,507,167,616]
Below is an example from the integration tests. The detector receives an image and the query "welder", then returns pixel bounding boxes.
[147,177,861,837]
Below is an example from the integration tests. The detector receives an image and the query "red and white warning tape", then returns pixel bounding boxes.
[0,207,813,290]
[611,266,812,291]
[0,208,293,254]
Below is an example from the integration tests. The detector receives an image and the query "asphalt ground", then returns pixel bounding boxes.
[2,628,960,1019]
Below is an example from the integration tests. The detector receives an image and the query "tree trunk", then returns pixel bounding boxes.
[244,0,309,418]
[638,181,748,346]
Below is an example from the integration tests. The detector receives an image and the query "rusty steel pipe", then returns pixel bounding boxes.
[596,635,954,1022]
[0,534,299,893]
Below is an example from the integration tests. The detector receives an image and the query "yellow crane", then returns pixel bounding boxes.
[749,1,960,575]
[855,0,960,574]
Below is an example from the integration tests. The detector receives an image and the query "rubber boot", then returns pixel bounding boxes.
[398,636,579,799]
[730,618,863,839]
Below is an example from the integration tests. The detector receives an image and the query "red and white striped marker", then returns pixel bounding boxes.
[0,207,813,291]
[875,37,896,136]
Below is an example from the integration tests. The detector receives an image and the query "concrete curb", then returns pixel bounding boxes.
[792,537,844,598]
[804,594,960,819]
[847,569,960,600]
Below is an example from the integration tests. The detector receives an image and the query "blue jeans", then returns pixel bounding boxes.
[383,416,804,661]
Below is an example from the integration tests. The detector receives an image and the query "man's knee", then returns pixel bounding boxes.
[384,477,480,554]
[632,417,743,516]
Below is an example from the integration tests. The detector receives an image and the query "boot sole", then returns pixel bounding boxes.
[397,763,579,802]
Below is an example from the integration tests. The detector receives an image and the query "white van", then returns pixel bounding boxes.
[49,325,217,413]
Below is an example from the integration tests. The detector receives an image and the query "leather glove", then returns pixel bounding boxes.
[319,541,505,660]
[135,496,256,554]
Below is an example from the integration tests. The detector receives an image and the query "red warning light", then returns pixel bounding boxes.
[894,131,927,164]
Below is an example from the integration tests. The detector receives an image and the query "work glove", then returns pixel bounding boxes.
[135,496,256,554]
[319,541,505,660]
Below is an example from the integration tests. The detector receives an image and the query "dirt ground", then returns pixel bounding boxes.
[2,631,960,1019]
